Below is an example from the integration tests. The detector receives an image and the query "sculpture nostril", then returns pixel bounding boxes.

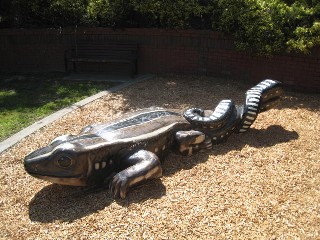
[24,161,30,173]
[24,158,37,173]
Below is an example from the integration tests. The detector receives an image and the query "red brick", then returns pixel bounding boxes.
[0,28,319,91]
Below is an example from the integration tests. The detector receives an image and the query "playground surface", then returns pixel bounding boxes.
[0,75,319,239]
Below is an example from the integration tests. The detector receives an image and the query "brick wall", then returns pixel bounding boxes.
[0,28,319,91]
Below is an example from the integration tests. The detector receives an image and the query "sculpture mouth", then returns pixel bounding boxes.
[27,171,83,178]
[28,173,87,186]
[24,162,84,182]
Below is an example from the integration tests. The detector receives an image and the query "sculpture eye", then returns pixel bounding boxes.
[57,156,73,168]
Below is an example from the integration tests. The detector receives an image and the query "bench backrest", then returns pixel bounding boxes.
[73,41,138,59]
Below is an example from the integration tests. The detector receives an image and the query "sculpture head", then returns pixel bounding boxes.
[24,139,89,186]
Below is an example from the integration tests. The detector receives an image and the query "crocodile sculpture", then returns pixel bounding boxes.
[24,79,284,199]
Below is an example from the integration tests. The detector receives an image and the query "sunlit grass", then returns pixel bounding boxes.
[0,73,116,141]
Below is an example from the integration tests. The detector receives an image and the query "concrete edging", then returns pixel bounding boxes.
[0,74,154,154]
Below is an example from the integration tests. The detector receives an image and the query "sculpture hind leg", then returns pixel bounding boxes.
[175,130,212,156]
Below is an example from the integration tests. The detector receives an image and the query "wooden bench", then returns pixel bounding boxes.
[64,41,138,77]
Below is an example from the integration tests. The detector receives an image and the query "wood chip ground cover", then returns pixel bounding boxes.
[0,75,319,239]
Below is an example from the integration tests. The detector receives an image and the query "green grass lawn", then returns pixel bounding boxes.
[0,73,116,142]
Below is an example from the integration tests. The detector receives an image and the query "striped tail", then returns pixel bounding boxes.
[182,79,284,144]
[183,99,241,144]
[237,79,284,133]
[183,99,235,130]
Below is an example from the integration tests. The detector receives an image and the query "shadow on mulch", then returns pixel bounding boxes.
[278,91,320,111]
[28,124,298,223]
[213,125,299,156]
[28,178,166,223]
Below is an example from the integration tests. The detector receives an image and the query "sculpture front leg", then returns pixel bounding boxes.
[110,150,162,199]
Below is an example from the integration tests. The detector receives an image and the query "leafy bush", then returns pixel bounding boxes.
[1,0,319,54]
[285,2,320,53]
[215,0,286,54]
[215,0,320,54]
[131,0,204,28]
[0,0,88,27]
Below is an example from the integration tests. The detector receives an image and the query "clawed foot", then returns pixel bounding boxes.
[199,136,212,151]
[109,172,130,199]
[184,135,212,155]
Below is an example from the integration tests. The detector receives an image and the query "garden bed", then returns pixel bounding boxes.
[0,75,319,239]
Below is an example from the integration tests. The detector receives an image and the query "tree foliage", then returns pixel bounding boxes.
[1,0,319,54]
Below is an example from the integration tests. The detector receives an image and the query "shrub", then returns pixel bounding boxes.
[215,0,320,54]
[1,0,319,54]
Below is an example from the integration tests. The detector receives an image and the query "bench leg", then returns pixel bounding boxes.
[131,61,137,78]
[64,58,69,72]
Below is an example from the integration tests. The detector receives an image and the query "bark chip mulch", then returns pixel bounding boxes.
[0,75,319,239]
